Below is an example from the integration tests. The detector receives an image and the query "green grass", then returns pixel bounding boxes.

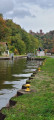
[2,57,54,120]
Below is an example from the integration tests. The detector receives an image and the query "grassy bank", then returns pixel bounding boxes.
[2,57,54,120]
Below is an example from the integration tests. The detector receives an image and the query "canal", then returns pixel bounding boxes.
[0,57,41,109]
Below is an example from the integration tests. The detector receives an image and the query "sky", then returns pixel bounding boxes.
[0,0,54,33]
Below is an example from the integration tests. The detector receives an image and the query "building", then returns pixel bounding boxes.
[0,42,9,56]
[37,51,45,56]
[29,29,44,36]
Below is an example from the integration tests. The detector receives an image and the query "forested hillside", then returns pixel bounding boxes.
[42,31,54,51]
[33,31,54,53]
[0,15,39,55]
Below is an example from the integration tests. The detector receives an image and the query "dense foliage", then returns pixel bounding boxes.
[0,15,39,55]
[34,31,54,53]
[42,31,54,52]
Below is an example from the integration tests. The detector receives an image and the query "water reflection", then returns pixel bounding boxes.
[12,73,32,78]
[23,68,36,73]
[0,58,42,109]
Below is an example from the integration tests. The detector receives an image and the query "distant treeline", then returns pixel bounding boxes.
[0,14,40,55]
[33,31,54,52]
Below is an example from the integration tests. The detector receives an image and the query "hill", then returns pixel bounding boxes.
[41,31,54,50]
[0,15,39,55]
[29,30,54,53]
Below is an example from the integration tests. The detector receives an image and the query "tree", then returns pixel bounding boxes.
[10,34,26,54]
[0,16,9,40]
[0,13,3,18]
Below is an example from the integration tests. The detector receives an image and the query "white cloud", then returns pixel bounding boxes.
[0,0,14,13]
[13,4,54,33]
[8,9,32,18]
[0,0,54,33]
[15,0,54,8]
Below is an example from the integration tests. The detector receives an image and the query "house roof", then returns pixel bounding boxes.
[0,42,7,45]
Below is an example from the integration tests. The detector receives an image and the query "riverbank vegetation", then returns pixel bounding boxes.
[2,57,54,120]
[31,31,54,54]
[0,14,40,55]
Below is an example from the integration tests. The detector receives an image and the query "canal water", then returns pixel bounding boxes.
[0,57,41,109]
